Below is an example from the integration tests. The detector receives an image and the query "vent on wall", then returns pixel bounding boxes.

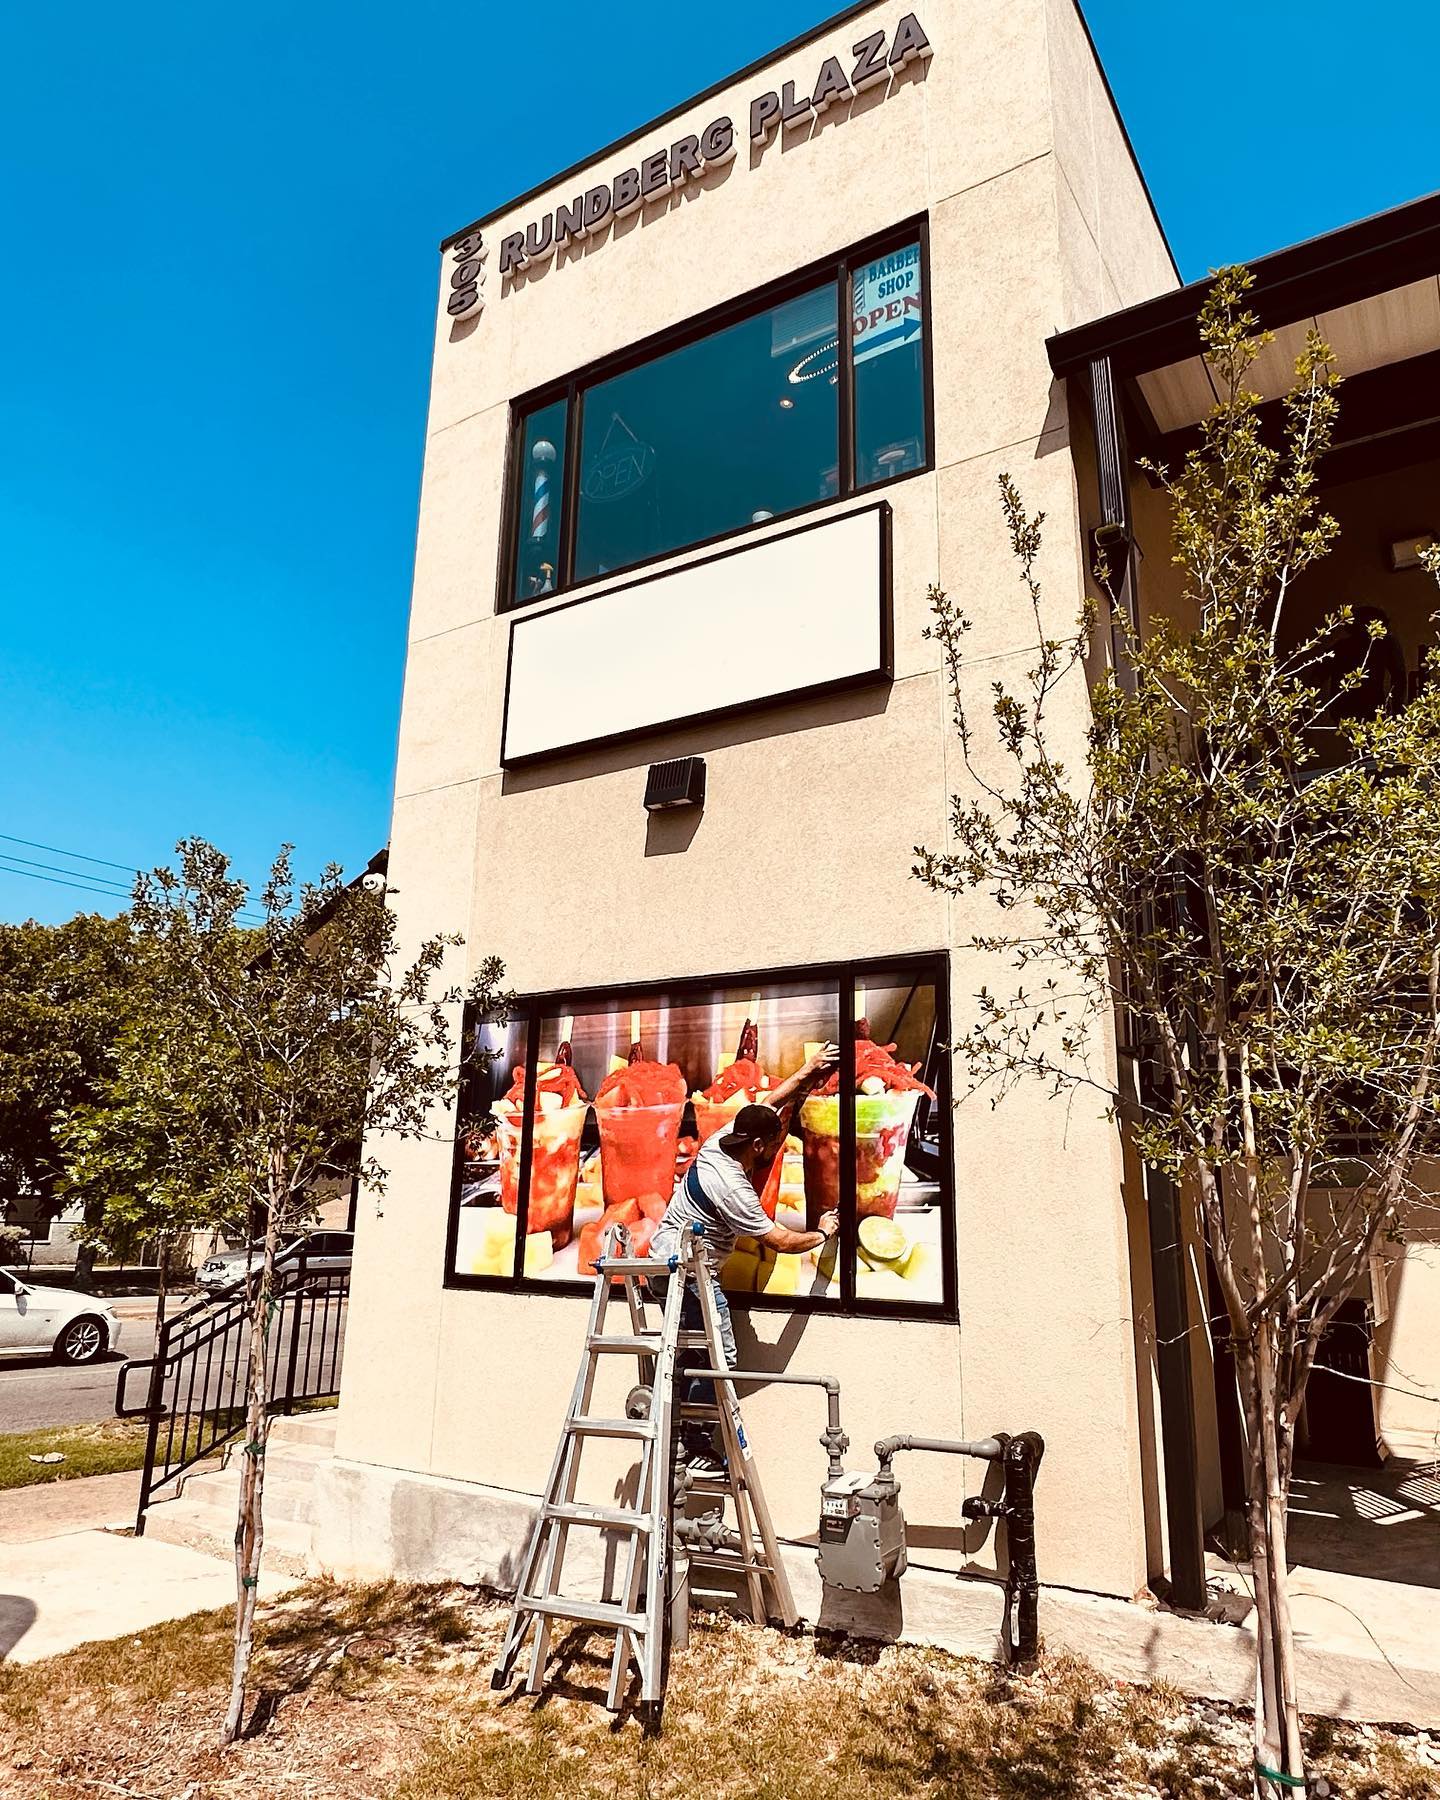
[643,757,706,811]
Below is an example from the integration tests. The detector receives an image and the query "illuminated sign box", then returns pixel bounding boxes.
[501,501,892,765]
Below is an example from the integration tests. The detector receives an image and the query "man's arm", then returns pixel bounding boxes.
[761,1043,839,1130]
[762,1211,838,1256]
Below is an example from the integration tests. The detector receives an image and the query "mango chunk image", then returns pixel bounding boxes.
[467,1209,516,1274]
[721,1249,760,1292]
[855,1267,914,1304]
[899,1242,939,1285]
[523,1230,555,1276]
[759,1252,802,1296]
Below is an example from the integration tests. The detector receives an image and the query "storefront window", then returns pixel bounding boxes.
[511,398,568,606]
[502,227,930,608]
[446,958,952,1317]
[834,971,945,1307]
[851,243,927,490]
[573,287,839,584]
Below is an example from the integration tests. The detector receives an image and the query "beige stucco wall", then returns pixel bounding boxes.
[342,0,1179,1601]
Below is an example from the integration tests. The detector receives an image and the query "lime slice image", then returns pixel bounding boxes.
[857,1216,908,1264]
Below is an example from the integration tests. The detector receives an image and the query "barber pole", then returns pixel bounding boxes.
[530,438,556,542]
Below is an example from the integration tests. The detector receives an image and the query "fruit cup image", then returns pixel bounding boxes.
[800,1039,935,1227]
[594,1052,687,1213]
[495,1047,589,1250]
[688,1023,780,1217]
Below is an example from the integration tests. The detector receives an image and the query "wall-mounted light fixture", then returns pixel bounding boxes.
[643,756,706,812]
[1390,534,1436,572]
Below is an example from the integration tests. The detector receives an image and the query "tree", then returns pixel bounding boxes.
[94,839,506,1743]
[0,913,137,1232]
[915,269,1440,1793]
[60,999,245,1341]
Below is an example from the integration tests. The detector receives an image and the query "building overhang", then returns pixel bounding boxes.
[1047,191,1440,480]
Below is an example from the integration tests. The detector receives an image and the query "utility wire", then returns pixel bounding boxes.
[0,857,269,922]
[0,831,141,873]
[0,851,135,895]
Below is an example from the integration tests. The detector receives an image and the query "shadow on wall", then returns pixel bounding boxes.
[499,680,895,798]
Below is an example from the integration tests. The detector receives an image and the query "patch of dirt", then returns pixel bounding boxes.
[1,1582,1436,1799]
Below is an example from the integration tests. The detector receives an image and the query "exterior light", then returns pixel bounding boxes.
[778,396,795,410]
[643,757,706,811]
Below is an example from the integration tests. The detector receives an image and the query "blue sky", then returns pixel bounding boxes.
[2,0,1435,924]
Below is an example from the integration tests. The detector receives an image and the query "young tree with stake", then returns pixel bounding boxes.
[916,270,1440,1794]
[117,840,506,1743]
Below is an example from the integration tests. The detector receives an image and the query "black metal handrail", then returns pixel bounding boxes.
[115,1255,348,1534]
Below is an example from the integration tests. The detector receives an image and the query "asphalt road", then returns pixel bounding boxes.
[0,1300,170,1433]
[1,1292,346,1435]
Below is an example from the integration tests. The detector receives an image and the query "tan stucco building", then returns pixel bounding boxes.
[318,0,1440,1652]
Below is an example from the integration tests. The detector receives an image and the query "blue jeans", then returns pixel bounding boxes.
[679,1275,736,1450]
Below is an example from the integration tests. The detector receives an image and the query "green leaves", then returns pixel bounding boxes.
[59,840,509,1251]
[918,264,1440,1314]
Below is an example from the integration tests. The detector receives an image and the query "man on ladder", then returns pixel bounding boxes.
[651,1045,839,1474]
[491,1045,839,1727]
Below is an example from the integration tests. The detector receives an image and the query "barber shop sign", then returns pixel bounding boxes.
[462,13,930,293]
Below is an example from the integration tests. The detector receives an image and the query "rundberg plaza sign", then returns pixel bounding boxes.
[447,12,931,314]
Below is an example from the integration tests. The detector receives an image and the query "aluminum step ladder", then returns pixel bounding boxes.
[490,1223,795,1729]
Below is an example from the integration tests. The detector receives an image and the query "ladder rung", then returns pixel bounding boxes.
[545,1502,652,1532]
[679,1402,721,1417]
[515,1594,646,1632]
[684,1476,736,1496]
[567,1416,656,1439]
[593,1257,666,1274]
[588,1334,661,1353]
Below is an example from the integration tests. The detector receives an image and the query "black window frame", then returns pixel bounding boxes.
[442,950,956,1323]
[496,215,934,615]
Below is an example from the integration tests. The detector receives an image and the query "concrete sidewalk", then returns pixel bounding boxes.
[0,1470,294,1664]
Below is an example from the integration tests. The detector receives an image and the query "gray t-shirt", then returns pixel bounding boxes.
[652,1134,775,1276]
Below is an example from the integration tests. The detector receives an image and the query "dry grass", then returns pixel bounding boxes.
[1,1583,1436,1799]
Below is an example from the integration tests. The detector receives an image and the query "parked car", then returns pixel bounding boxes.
[195,1230,354,1295]
[0,1268,121,1364]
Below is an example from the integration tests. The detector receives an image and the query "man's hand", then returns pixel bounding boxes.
[816,1210,839,1239]
[801,1042,840,1085]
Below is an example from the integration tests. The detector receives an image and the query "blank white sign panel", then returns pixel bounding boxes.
[502,504,889,763]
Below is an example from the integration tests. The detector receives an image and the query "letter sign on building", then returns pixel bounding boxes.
[485,15,930,286]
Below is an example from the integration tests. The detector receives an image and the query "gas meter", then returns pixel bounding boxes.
[816,1469,907,1593]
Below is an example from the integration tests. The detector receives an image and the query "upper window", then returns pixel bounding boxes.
[503,228,929,608]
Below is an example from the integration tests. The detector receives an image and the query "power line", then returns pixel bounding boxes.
[0,862,136,903]
[0,851,135,896]
[0,858,269,923]
[0,831,141,874]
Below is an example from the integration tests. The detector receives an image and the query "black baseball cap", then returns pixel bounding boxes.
[722,1104,785,1147]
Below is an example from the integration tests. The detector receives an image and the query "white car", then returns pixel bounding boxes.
[196,1230,354,1296]
[0,1268,122,1364]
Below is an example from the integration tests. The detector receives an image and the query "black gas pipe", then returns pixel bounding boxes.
[872,1430,1046,1662]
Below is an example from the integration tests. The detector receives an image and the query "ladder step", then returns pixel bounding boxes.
[593,1257,668,1274]
[588,1335,662,1353]
[515,1594,646,1632]
[684,1475,737,1496]
[567,1416,657,1440]
[679,1402,722,1417]
[545,1502,652,1532]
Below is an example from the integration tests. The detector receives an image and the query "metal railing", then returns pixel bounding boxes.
[116,1256,348,1534]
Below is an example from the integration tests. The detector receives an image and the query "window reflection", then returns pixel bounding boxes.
[513,398,568,605]
[573,286,839,583]
[852,243,927,490]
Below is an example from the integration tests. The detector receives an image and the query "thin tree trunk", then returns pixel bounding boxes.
[1237,1343,1284,1791]
[222,1173,282,1744]
[1253,1320,1305,1789]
